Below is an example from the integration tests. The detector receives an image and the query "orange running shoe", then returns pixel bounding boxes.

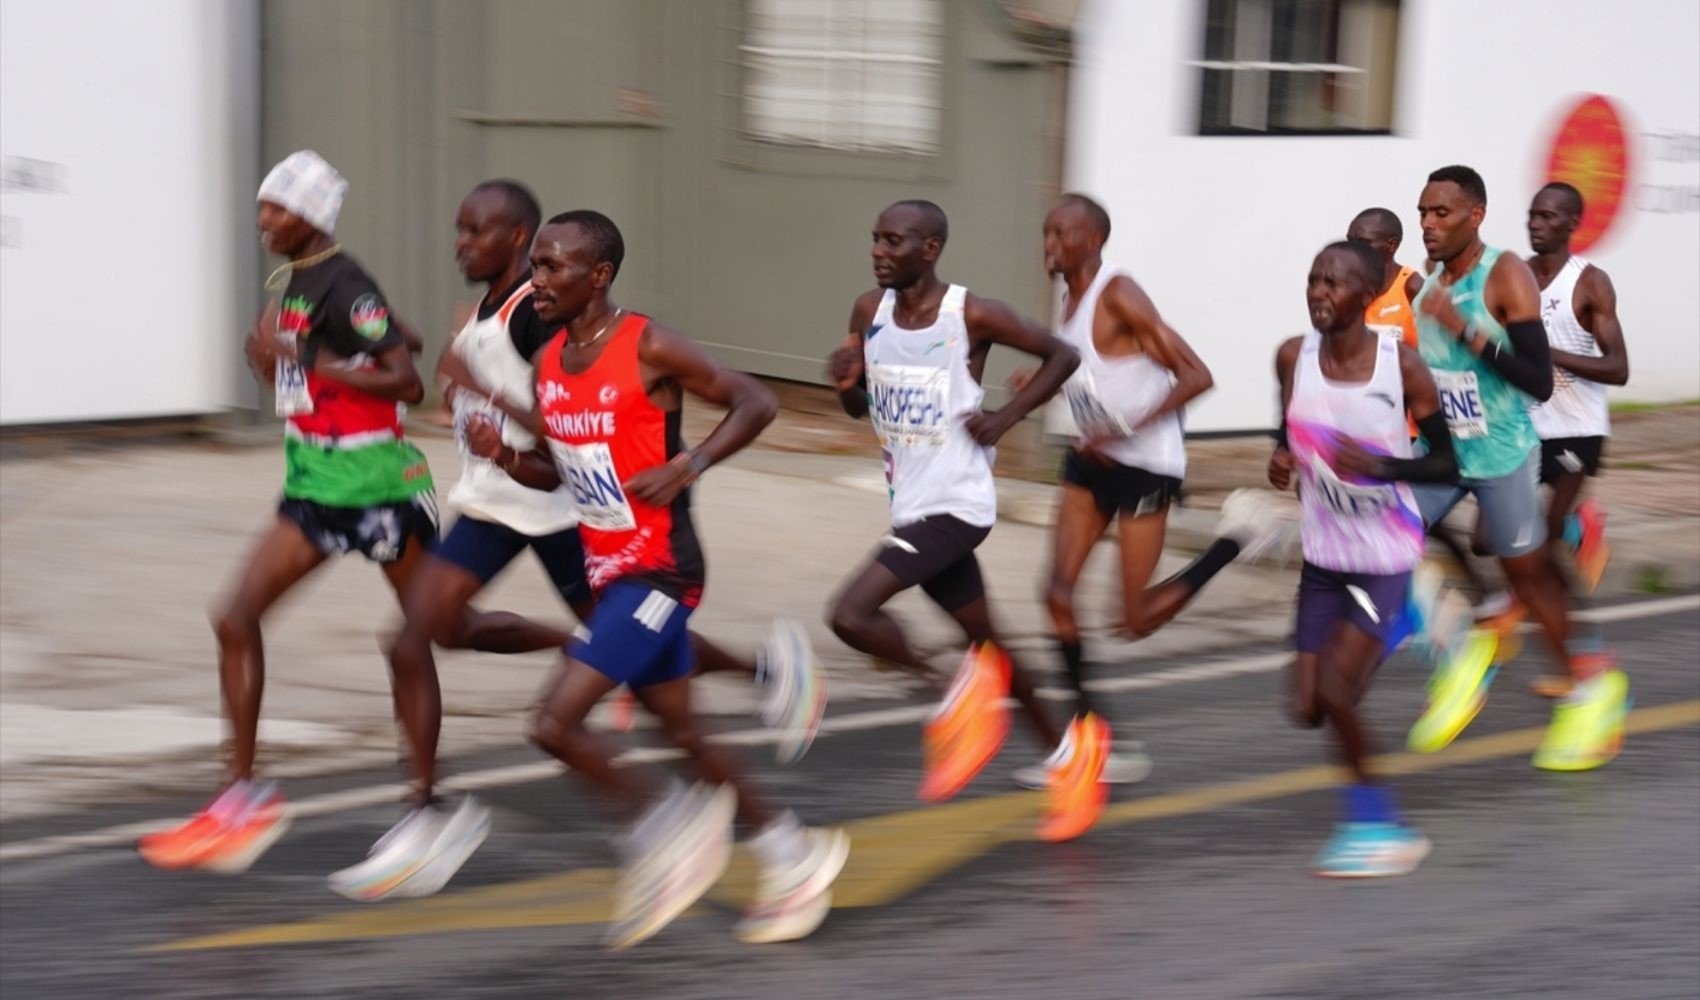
[138,782,253,870]
[197,782,292,874]
[918,643,1011,803]
[611,688,637,733]
[1572,499,1611,595]
[1038,714,1110,843]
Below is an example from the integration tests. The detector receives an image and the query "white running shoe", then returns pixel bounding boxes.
[760,619,827,765]
[1216,488,1296,563]
[1014,741,1152,790]
[391,796,492,899]
[737,827,851,944]
[327,805,445,901]
[605,783,737,950]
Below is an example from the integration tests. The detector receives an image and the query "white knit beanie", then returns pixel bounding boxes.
[257,150,347,235]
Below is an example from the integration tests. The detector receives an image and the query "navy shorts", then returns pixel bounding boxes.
[1294,561,1411,654]
[433,515,592,609]
[280,493,438,565]
[569,581,696,690]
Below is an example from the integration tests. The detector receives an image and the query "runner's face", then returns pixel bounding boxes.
[455,189,523,284]
[529,224,607,324]
[257,201,317,256]
[1527,189,1577,255]
[870,208,936,289]
[1345,217,1396,264]
[1417,181,1483,263]
[1042,202,1096,276]
[1307,249,1370,334]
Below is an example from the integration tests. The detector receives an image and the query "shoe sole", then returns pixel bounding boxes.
[604,835,732,951]
[737,890,834,945]
[1313,836,1433,879]
[198,813,292,874]
[393,809,493,899]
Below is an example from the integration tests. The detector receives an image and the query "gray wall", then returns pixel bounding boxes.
[261,0,1066,397]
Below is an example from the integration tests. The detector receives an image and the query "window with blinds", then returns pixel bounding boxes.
[740,0,944,156]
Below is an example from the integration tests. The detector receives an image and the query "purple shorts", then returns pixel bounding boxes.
[1294,562,1411,654]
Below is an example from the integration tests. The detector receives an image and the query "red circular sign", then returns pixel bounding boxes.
[1544,94,1632,252]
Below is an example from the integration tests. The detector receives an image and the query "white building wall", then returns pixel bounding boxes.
[0,0,259,425]
[1067,0,1700,432]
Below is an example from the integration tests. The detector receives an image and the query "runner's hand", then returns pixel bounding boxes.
[827,335,864,392]
[464,413,504,461]
[965,408,1018,447]
[243,301,280,380]
[1330,438,1383,480]
[1417,283,1465,335]
[438,346,480,400]
[1267,448,1296,490]
[624,454,696,507]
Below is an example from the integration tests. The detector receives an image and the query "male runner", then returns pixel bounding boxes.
[1525,181,1625,672]
[1404,165,1626,771]
[825,199,1105,842]
[1270,241,1456,876]
[1020,193,1284,789]
[1346,207,1424,349]
[469,210,846,948]
[140,151,456,874]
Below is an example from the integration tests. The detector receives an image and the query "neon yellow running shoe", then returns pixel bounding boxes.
[1408,629,1498,753]
[1532,667,1629,772]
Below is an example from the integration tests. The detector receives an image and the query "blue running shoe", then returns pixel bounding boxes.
[1313,822,1432,878]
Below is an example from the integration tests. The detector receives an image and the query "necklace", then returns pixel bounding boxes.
[264,243,342,292]
[568,308,624,349]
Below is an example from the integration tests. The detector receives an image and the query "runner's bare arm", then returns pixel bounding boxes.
[1403,270,1425,301]
[1471,253,1552,400]
[1552,266,1629,386]
[1268,336,1302,490]
[243,302,279,382]
[961,294,1079,446]
[624,323,779,506]
[395,317,425,355]
[311,342,425,404]
[830,291,881,420]
[1102,275,1214,428]
[436,339,545,436]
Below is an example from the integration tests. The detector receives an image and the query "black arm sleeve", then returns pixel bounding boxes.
[1477,319,1553,402]
[1375,411,1458,484]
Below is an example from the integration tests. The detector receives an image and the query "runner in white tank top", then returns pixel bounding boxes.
[1015,194,1286,790]
[826,199,1111,839]
[1269,241,1459,878]
[1525,182,1628,619]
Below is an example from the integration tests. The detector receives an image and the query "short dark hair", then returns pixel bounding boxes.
[1058,192,1112,241]
[1539,180,1585,217]
[1322,239,1384,292]
[1428,164,1488,206]
[545,209,625,280]
[473,179,542,238]
[1350,206,1402,242]
[888,199,949,245]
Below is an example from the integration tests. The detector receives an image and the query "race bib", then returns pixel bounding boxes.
[1367,323,1405,343]
[548,440,636,531]
[1308,455,1399,519]
[1062,369,1133,440]
[1433,369,1488,440]
[274,349,314,417]
[867,364,950,448]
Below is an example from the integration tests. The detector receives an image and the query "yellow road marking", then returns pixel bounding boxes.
[148,699,1700,953]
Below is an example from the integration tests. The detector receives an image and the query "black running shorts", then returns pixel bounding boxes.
[1060,448,1183,520]
[873,514,992,613]
[1539,436,1605,484]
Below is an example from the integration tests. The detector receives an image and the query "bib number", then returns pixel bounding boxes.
[867,364,950,448]
[548,441,636,531]
[1434,369,1488,440]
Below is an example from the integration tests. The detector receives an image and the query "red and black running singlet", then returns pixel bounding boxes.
[535,314,704,603]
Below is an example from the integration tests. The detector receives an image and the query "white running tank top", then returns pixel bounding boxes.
[447,284,579,536]
[1528,256,1610,440]
[1055,263,1186,478]
[1285,331,1424,575]
[864,285,997,528]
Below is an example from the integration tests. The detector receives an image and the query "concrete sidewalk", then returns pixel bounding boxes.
[1,402,1694,822]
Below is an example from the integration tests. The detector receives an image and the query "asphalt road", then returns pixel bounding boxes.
[2,596,1696,1000]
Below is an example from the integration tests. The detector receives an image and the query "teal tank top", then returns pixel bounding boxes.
[1412,246,1538,479]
